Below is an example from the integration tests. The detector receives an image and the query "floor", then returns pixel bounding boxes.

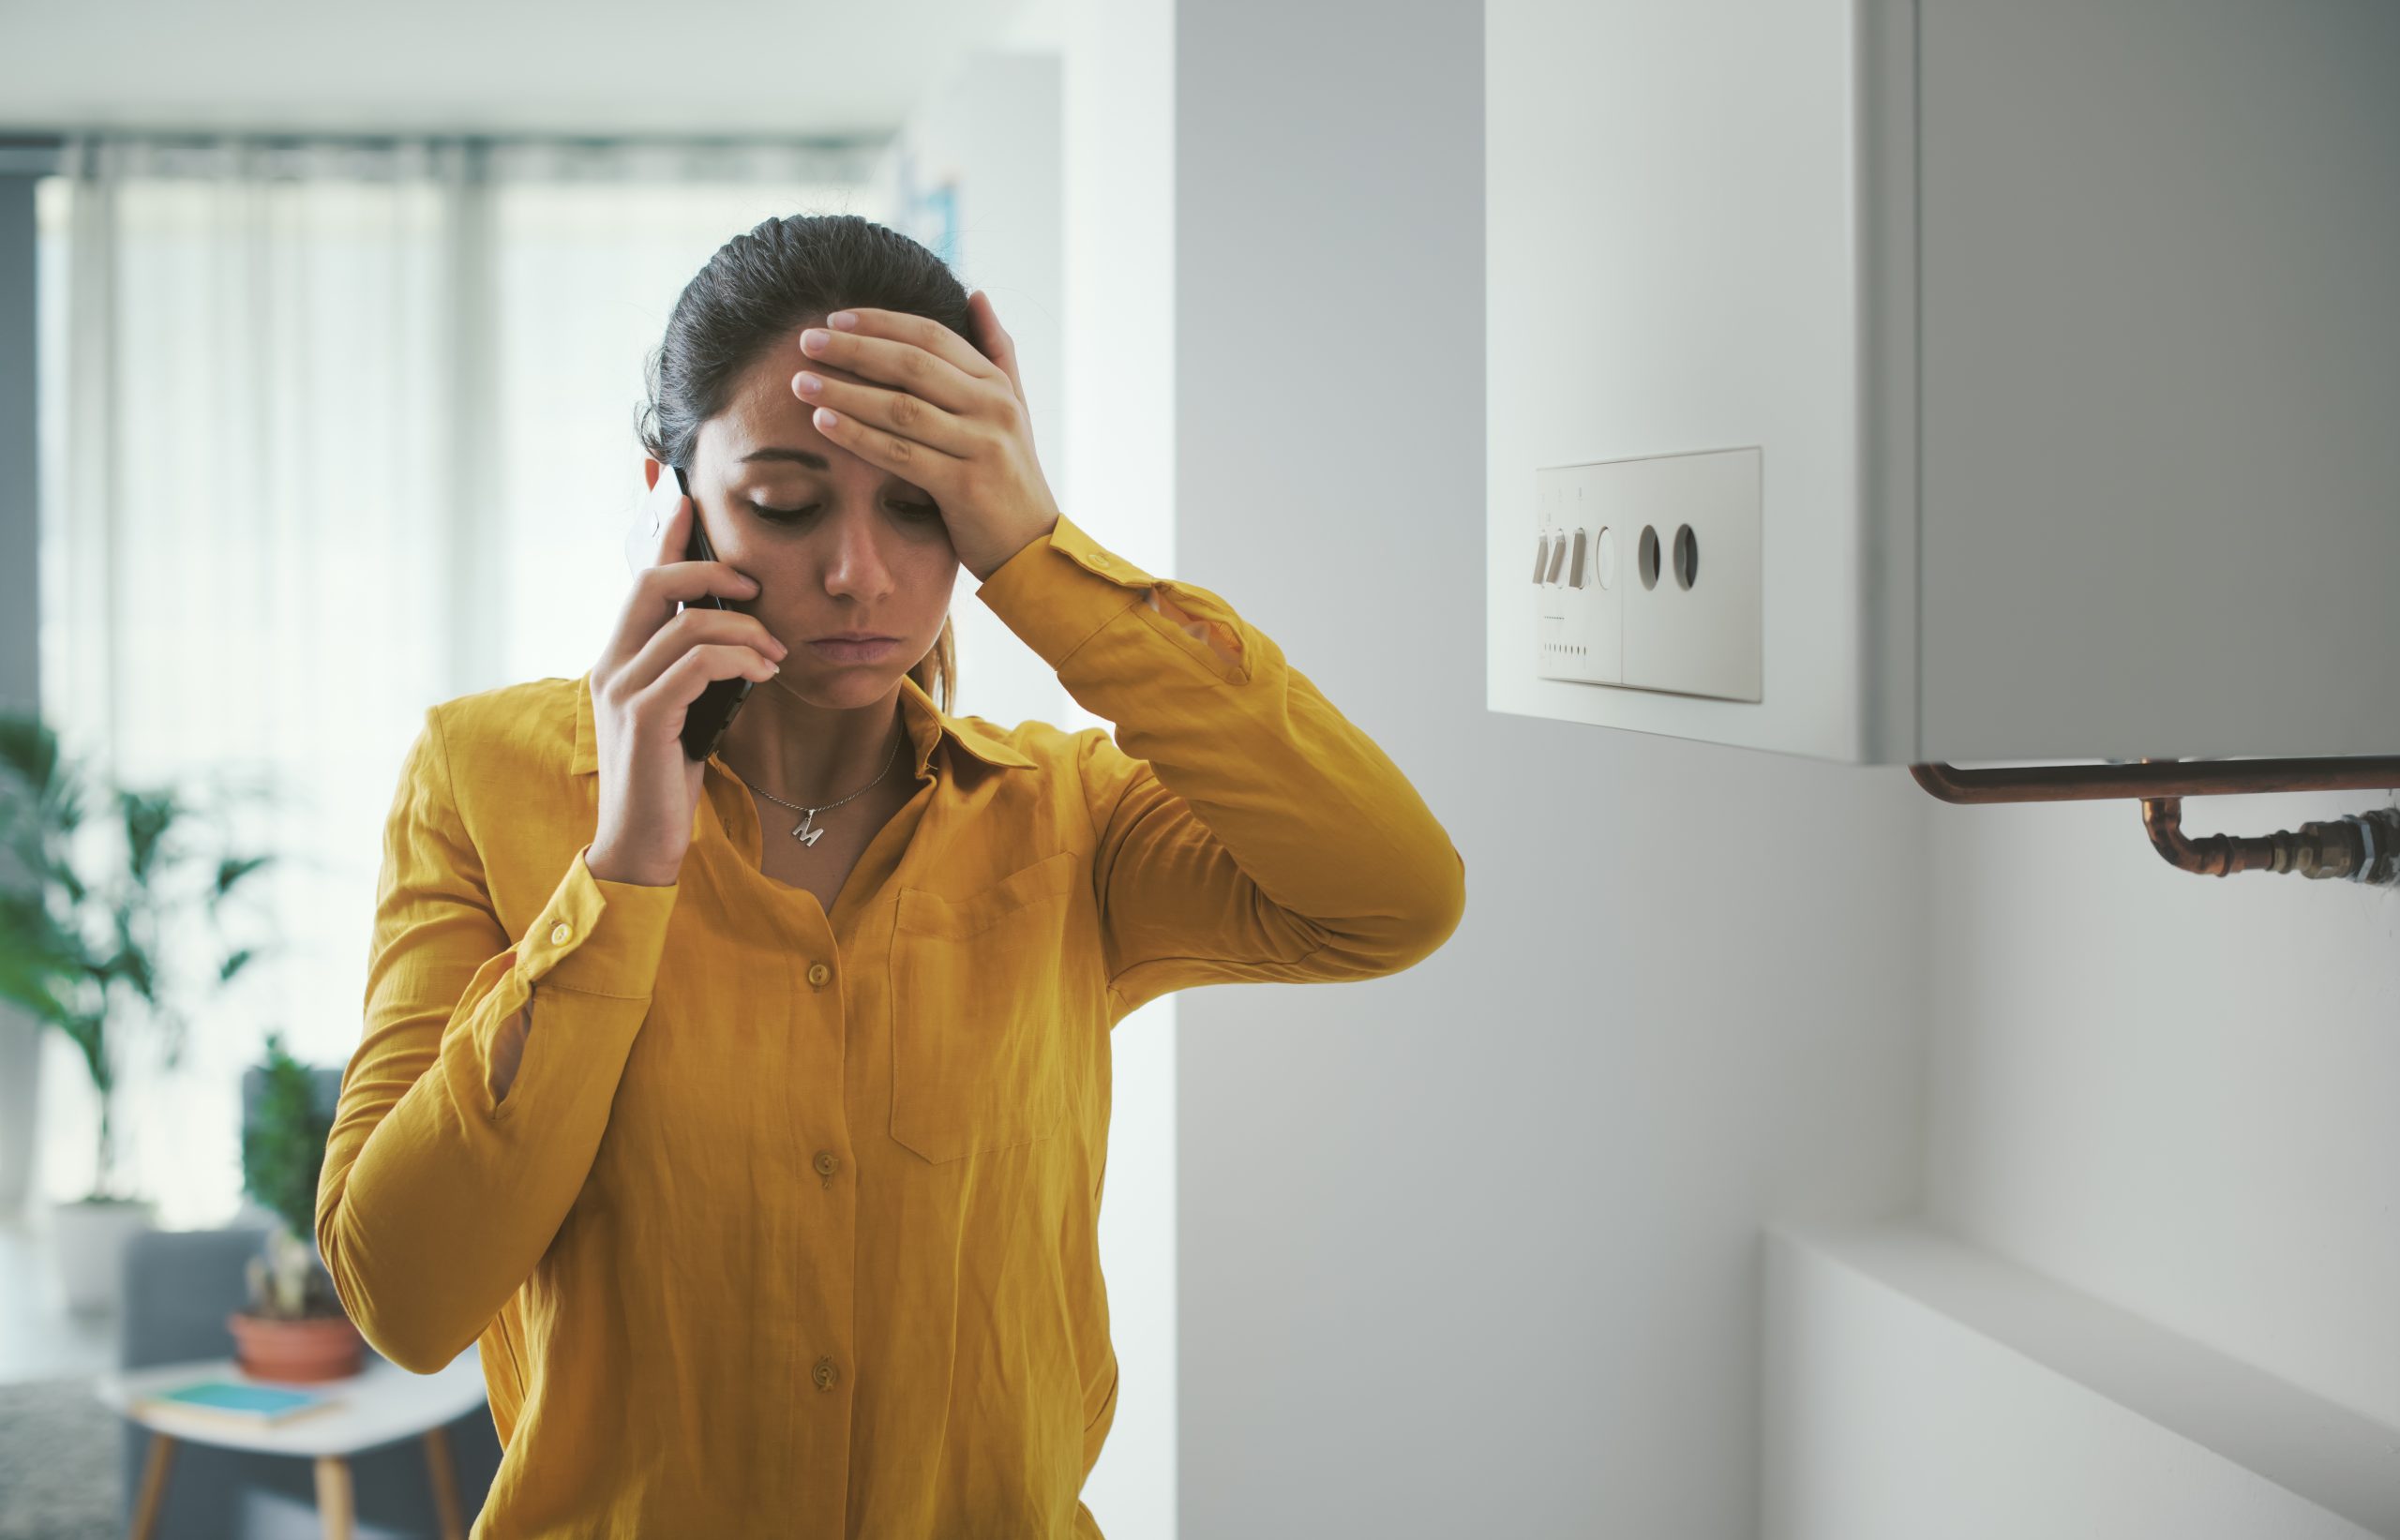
[0,1368,118,1540]
[0,1212,116,1385]
[0,1211,121,1539]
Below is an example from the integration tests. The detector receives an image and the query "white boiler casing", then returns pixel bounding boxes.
[1488,0,2400,764]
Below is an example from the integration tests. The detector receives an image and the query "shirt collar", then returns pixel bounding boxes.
[569,666,1035,778]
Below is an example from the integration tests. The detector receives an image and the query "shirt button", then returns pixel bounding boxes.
[814,1150,839,1177]
[813,1356,839,1391]
[806,961,832,988]
[1090,553,1110,566]
[548,921,572,945]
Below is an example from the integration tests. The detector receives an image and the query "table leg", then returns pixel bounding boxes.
[314,1455,354,1540]
[128,1430,175,1540]
[424,1424,466,1540]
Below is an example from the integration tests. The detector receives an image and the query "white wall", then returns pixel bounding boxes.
[894,8,1182,1536]
[1135,2,2400,1533]
[1926,792,2400,1428]
[1164,4,1927,1536]
[1053,0,1181,1532]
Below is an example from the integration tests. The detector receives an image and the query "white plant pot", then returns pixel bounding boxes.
[51,1196,159,1315]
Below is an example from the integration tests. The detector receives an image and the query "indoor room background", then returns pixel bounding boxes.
[1,1,2394,1538]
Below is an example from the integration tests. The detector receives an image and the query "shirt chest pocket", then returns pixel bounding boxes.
[888,849,1083,1164]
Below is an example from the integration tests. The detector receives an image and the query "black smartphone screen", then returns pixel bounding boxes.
[671,464,755,763]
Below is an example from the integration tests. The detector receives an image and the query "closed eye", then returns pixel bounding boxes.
[749,500,941,523]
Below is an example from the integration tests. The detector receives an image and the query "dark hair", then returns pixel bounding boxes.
[637,214,974,712]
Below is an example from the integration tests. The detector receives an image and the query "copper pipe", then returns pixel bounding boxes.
[2138,798,2396,880]
[1910,758,2400,885]
[1910,757,2400,803]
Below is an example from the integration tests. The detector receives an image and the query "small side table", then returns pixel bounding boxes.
[95,1344,488,1540]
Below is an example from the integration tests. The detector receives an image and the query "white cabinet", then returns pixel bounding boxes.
[1488,0,2400,765]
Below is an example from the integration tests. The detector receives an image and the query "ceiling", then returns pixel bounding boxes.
[0,0,1058,142]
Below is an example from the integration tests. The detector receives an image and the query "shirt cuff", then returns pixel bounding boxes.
[973,513,1158,668]
[511,843,680,999]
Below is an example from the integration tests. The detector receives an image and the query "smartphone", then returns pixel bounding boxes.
[670,464,756,762]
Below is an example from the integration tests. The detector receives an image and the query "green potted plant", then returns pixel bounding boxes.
[232,1029,363,1381]
[0,710,277,1313]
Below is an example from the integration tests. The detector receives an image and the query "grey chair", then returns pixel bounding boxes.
[113,1066,503,1539]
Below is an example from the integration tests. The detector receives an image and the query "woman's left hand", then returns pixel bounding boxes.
[789,291,1063,582]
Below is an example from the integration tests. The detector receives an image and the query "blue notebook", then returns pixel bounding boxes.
[141,1379,341,1426]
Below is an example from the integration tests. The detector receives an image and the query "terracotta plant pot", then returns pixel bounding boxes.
[228,1309,368,1383]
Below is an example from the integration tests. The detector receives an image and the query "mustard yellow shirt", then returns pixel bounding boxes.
[316,511,1467,1538]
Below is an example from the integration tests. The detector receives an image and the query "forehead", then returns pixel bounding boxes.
[741,328,875,396]
[708,333,873,455]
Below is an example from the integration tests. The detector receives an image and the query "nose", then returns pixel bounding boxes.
[818,505,899,597]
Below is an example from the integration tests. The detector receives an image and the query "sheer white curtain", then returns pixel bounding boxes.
[34,132,890,1228]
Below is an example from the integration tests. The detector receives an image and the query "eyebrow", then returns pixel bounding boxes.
[739,448,832,470]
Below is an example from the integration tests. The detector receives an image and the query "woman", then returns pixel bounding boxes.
[316,214,1465,1538]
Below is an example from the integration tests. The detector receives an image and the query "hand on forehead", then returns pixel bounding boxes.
[787,327,878,391]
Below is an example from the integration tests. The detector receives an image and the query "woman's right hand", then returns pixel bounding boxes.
[585,469,788,886]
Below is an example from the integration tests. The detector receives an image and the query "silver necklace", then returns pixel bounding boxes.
[741,724,907,846]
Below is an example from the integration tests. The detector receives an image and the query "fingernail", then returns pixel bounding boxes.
[829,311,859,330]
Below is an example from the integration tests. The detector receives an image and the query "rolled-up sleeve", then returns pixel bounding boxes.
[316,705,679,1373]
[973,513,1466,1019]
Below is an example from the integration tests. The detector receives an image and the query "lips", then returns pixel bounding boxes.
[815,634,893,642]
[807,634,901,661]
